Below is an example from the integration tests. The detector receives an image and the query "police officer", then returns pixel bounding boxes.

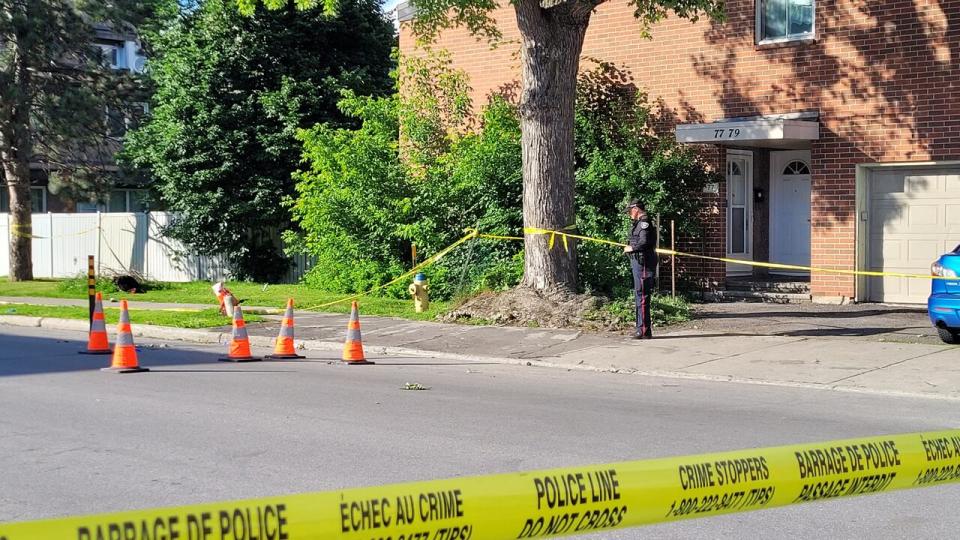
[623,200,657,339]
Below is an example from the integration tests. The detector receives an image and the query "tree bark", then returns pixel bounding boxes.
[514,0,592,293]
[0,12,35,282]
[2,162,33,282]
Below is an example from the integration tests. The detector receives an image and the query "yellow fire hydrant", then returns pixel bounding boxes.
[408,272,430,313]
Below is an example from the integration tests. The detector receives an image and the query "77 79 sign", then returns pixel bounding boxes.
[714,128,742,139]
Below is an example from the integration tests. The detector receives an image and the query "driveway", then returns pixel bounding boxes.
[672,302,936,344]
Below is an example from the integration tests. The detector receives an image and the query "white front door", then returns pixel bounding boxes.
[770,150,812,270]
[726,150,753,274]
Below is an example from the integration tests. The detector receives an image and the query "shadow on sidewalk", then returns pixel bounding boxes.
[371,361,502,366]
[696,308,923,320]
[658,327,923,339]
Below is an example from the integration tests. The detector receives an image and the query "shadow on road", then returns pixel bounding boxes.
[0,333,341,377]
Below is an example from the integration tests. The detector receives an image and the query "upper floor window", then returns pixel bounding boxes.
[758,0,815,43]
[98,42,126,69]
[105,102,150,138]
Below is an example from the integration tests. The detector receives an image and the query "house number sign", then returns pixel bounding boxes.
[713,128,742,139]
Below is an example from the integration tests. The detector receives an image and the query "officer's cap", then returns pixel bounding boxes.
[623,199,645,213]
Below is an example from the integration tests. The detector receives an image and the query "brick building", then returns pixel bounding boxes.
[397,0,960,304]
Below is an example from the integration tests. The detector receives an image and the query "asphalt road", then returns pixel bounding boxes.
[0,325,958,539]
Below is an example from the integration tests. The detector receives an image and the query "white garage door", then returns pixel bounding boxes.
[867,167,960,303]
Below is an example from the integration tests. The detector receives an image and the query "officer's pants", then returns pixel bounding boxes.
[630,257,654,337]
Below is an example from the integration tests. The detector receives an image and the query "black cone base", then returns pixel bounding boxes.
[218,357,262,362]
[101,367,150,373]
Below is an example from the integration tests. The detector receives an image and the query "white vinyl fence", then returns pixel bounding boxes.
[0,212,313,283]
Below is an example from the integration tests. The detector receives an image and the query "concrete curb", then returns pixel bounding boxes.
[0,315,43,328]
[2,316,958,403]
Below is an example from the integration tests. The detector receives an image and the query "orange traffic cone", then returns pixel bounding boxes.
[101,300,148,373]
[219,304,261,362]
[265,298,305,360]
[342,301,373,365]
[80,292,111,355]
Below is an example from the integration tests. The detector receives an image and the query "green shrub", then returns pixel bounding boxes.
[290,92,410,295]
[57,274,120,295]
[56,273,177,295]
[290,70,523,300]
[289,54,716,301]
[596,293,693,328]
[574,61,719,295]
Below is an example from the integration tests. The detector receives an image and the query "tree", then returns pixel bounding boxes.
[289,51,524,298]
[248,0,723,294]
[123,0,395,281]
[417,0,724,293]
[0,1,172,280]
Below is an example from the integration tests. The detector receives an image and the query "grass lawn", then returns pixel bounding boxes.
[0,280,693,328]
[0,280,449,321]
[0,303,261,329]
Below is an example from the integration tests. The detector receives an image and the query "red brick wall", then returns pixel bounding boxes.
[400,0,960,300]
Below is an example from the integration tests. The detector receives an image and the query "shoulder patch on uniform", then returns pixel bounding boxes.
[640,222,649,229]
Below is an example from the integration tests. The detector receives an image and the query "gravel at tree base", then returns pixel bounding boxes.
[444,287,624,331]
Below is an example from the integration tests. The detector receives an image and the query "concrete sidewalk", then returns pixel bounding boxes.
[243,309,960,400]
[1,295,958,401]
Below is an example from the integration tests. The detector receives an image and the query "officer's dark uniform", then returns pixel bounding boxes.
[627,210,657,338]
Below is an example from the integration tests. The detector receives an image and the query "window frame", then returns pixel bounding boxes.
[107,189,149,212]
[107,189,129,212]
[32,187,46,213]
[756,0,816,46]
[97,42,126,69]
[105,104,127,138]
[782,160,811,175]
[0,186,47,213]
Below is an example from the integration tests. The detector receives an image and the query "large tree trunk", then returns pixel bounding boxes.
[2,163,33,282]
[0,114,33,282]
[0,17,35,282]
[515,0,591,293]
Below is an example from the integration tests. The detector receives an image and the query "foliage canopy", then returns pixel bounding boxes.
[0,0,177,279]
[122,0,395,281]
[290,52,716,299]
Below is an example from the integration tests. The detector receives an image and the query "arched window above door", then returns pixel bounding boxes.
[783,160,810,175]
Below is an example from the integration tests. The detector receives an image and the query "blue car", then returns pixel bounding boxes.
[929,247,960,343]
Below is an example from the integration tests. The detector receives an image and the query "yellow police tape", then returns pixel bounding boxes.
[297,223,952,311]
[2,430,959,539]
[301,230,482,310]
[522,227,955,281]
[8,222,99,240]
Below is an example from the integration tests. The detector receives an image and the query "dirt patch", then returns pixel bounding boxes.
[443,287,622,331]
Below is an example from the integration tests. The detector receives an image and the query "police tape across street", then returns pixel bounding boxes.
[1,430,959,539]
